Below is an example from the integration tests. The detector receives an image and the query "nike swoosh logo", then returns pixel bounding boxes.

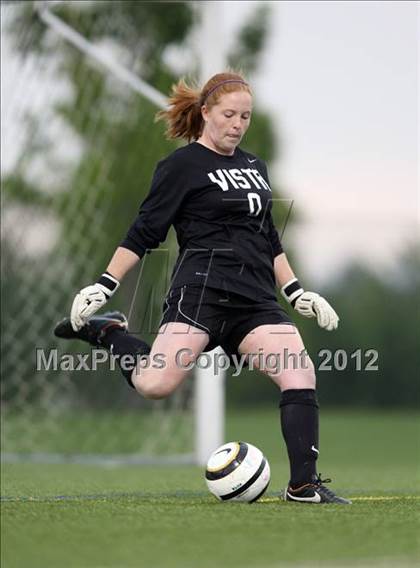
[287,491,322,503]
[311,445,319,454]
[215,448,232,456]
[248,158,257,163]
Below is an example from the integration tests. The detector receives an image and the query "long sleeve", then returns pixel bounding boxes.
[267,213,283,257]
[258,159,283,258]
[120,155,190,257]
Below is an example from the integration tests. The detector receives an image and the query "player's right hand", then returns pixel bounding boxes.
[70,273,120,331]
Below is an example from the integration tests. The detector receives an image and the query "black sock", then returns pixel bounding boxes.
[279,388,319,488]
[102,329,151,388]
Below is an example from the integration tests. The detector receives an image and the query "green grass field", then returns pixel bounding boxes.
[2,409,419,568]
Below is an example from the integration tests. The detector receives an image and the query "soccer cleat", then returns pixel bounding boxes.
[283,474,352,505]
[54,311,128,347]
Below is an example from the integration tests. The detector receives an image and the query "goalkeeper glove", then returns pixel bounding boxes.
[281,278,339,331]
[70,272,120,331]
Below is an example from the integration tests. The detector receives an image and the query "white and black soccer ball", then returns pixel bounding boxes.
[205,441,270,503]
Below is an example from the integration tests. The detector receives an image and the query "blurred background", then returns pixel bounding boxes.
[1,0,418,463]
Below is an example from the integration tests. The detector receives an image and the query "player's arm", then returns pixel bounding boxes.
[70,155,189,331]
[273,252,295,288]
[273,251,339,332]
[106,246,140,281]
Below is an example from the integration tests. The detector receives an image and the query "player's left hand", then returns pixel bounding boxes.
[281,278,339,331]
[294,291,339,331]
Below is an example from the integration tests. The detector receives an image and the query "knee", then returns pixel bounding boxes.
[132,377,172,399]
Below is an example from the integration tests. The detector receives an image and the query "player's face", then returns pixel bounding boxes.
[201,91,252,155]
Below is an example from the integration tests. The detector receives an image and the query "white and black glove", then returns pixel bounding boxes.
[70,272,120,331]
[281,278,339,331]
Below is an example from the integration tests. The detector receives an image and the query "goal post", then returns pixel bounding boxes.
[194,1,227,466]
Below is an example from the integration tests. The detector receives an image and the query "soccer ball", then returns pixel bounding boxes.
[205,441,270,503]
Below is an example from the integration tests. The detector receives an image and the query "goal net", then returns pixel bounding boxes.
[1,1,211,464]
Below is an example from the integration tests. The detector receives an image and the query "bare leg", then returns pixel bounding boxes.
[238,324,316,390]
[131,323,210,399]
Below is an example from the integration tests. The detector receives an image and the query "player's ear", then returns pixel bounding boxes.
[201,104,209,122]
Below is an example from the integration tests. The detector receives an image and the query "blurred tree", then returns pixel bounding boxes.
[2,1,196,406]
[311,243,420,408]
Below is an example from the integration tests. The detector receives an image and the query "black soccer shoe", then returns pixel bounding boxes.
[284,474,352,505]
[54,311,128,347]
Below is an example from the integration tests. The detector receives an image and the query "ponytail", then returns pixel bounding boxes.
[155,79,203,142]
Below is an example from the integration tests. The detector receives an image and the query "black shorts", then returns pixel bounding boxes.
[159,284,295,361]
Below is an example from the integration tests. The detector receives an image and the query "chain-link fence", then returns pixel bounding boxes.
[1,1,197,462]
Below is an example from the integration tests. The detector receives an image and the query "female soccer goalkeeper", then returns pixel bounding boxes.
[55,71,351,505]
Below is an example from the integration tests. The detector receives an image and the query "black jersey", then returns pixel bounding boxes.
[121,142,283,301]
